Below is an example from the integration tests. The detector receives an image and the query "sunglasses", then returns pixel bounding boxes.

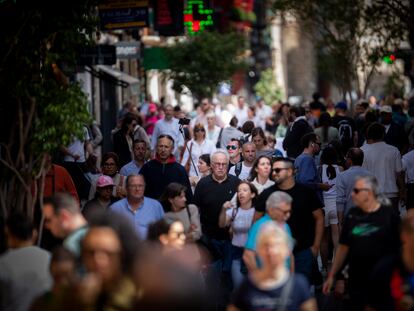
[272,168,290,173]
[353,188,370,194]
[226,145,238,150]
[277,208,291,215]
[194,128,205,132]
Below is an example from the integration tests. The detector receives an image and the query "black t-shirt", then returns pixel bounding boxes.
[231,274,311,311]
[366,254,413,311]
[255,183,323,252]
[194,174,240,240]
[340,205,401,292]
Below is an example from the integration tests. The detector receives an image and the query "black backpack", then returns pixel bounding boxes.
[337,119,353,147]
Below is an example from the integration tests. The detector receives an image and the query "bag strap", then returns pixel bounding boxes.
[185,142,193,168]
[216,128,224,148]
[230,206,239,224]
[234,161,243,177]
[277,275,294,311]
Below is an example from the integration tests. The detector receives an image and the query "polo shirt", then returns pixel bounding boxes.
[120,160,143,177]
[109,197,164,239]
[194,174,240,239]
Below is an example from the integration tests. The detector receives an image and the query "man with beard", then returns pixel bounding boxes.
[254,157,324,283]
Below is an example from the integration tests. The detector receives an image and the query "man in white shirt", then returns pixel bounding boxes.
[402,148,414,209]
[151,104,184,159]
[255,99,272,129]
[233,96,248,128]
[360,122,405,212]
[229,142,256,180]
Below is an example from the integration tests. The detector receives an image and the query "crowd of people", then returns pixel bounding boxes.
[2,92,414,310]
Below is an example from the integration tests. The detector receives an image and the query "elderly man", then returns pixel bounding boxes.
[139,134,192,201]
[109,175,164,239]
[43,193,88,256]
[243,191,293,272]
[323,176,401,311]
[194,149,240,309]
[255,157,324,282]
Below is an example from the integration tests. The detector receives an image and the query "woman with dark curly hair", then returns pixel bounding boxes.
[88,152,126,200]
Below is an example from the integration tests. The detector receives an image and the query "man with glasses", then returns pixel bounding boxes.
[243,191,293,272]
[323,175,400,310]
[193,149,240,309]
[140,134,193,201]
[109,175,164,239]
[254,157,324,283]
[336,148,373,224]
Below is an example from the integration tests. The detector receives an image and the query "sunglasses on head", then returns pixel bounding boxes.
[194,128,205,132]
[226,145,238,150]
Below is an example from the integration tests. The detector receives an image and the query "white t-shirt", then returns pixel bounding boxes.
[228,162,253,181]
[321,164,340,200]
[63,126,90,162]
[180,139,216,177]
[233,106,248,127]
[226,207,255,247]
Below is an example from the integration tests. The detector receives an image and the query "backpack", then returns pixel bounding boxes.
[337,119,353,147]
[234,161,243,178]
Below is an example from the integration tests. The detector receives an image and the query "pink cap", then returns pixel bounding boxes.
[96,175,115,188]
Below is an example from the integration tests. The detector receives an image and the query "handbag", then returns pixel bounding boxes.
[184,142,193,174]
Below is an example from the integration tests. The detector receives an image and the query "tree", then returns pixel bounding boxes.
[0,1,97,217]
[272,0,409,99]
[165,31,247,100]
[254,68,284,104]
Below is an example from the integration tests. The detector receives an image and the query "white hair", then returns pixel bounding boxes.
[266,191,292,212]
[210,149,229,164]
[257,221,293,251]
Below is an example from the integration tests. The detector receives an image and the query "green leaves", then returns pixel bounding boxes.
[254,69,284,104]
[165,31,247,99]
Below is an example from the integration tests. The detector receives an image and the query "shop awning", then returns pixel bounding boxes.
[96,65,140,85]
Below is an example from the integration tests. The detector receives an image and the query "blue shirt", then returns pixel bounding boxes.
[336,166,374,215]
[109,197,164,239]
[294,153,319,186]
[119,161,142,176]
[245,214,292,268]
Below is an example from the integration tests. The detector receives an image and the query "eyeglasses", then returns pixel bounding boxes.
[272,168,290,173]
[103,162,116,167]
[194,128,205,132]
[213,162,227,167]
[277,208,291,215]
[226,145,238,150]
[353,188,370,194]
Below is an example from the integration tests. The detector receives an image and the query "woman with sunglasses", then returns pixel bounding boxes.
[180,123,216,177]
[249,156,275,194]
[219,181,258,288]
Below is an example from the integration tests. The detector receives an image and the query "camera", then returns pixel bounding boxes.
[178,117,191,125]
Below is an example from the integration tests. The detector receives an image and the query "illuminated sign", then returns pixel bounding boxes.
[183,0,214,36]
